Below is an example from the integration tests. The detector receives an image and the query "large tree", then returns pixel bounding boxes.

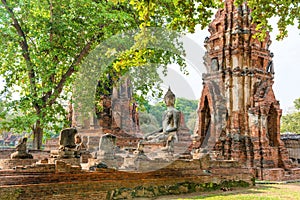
[0,0,298,149]
[0,0,219,149]
[0,0,142,149]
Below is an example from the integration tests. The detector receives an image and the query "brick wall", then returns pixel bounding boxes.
[0,171,253,200]
[0,160,254,200]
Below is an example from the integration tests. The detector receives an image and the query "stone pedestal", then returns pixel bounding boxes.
[0,159,38,169]
[50,149,80,159]
[10,151,33,159]
[80,151,92,163]
[88,156,120,170]
[54,159,82,173]
[120,156,137,171]
[49,157,81,166]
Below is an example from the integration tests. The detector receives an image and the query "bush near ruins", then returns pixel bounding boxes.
[281,98,300,134]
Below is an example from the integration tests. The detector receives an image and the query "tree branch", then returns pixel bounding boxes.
[43,38,95,106]
[1,0,36,95]
[49,0,53,42]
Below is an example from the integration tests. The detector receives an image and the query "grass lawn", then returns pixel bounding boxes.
[154,183,300,200]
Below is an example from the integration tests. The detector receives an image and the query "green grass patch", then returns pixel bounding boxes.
[175,183,300,200]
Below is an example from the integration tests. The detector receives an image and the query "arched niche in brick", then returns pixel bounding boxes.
[267,103,278,147]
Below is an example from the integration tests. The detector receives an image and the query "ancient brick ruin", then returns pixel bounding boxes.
[281,133,300,167]
[192,0,299,180]
[1,1,300,199]
[72,77,141,152]
[0,160,254,199]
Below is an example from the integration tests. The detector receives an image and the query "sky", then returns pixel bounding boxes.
[270,24,300,113]
[161,22,300,114]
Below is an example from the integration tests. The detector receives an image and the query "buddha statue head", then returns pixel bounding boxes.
[164,87,176,107]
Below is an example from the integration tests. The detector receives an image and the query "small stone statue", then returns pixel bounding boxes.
[144,88,179,152]
[98,133,116,159]
[11,137,33,159]
[74,134,86,158]
[266,53,274,74]
[211,58,219,71]
[75,134,85,151]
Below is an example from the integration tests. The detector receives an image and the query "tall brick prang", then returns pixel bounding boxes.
[193,0,293,180]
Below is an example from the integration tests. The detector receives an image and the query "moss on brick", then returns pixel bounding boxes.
[0,188,23,200]
[109,180,250,199]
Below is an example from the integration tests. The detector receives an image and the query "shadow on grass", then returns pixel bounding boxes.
[176,185,279,200]
[188,185,276,200]
[154,183,300,200]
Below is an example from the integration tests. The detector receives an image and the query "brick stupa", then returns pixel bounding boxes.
[193,0,297,180]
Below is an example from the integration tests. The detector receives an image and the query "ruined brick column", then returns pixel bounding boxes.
[72,77,141,151]
[111,78,140,134]
[193,0,291,172]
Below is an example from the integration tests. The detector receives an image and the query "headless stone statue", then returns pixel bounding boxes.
[98,133,116,159]
[144,88,179,152]
[50,127,79,158]
[59,127,78,150]
[11,137,33,159]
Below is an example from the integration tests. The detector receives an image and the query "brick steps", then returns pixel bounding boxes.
[0,169,188,186]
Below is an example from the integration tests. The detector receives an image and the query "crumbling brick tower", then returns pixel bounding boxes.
[72,77,141,150]
[95,77,140,135]
[194,0,291,174]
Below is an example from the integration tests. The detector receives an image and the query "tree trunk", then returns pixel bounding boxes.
[33,120,43,150]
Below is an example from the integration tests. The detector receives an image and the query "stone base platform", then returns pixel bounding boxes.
[256,168,300,181]
[80,151,92,163]
[142,142,165,153]
[0,159,254,200]
[0,159,38,170]
[49,158,81,166]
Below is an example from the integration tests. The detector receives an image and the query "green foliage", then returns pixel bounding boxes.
[0,0,220,147]
[0,0,298,148]
[139,112,159,134]
[281,98,300,134]
[281,112,300,134]
[108,0,221,81]
[146,101,166,126]
[0,0,140,147]
[294,98,300,110]
[235,0,300,40]
[175,97,198,123]
[0,96,13,134]
[0,98,5,134]
[186,111,197,132]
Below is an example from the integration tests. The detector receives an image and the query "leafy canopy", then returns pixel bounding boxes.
[281,98,300,134]
[0,0,140,144]
[0,0,298,147]
[235,0,300,40]
[0,0,219,147]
